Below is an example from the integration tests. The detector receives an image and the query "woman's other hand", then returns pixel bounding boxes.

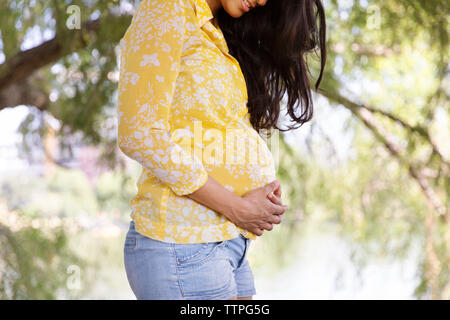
[267,179,283,206]
[231,180,288,236]
[186,176,287,237]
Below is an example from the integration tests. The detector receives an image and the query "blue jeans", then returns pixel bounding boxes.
[123,221,256,300]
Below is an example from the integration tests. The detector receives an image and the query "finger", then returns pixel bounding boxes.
[267,193,283,206]
[267,201,288,215]
[252,228,264,236]
[261,223,273,231]
[264,180,280,196]
[273,183,282,198]
[270,214,282,224]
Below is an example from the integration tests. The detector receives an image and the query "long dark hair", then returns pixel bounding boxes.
[217,0,327,132]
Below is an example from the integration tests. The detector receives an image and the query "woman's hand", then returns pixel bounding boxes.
[230,180,288,236]
[186,176,287,237]
[267,179,283,205]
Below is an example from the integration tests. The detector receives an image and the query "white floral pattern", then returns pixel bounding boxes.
[117,0,276,243]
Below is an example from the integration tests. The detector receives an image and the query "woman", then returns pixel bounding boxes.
[117,0,326,300]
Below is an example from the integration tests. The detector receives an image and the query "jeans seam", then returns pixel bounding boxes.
[123,239,141,298]
[174,243,210,264]
[175,242,226,267]
[170,243,185,299]
[237,288,256,298]
[237,239,249,269]
[181,276,235,298]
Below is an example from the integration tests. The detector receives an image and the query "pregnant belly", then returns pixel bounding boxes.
[205,163,275,197]
[204,132,277,197]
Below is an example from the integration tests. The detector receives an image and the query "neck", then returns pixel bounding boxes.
[205,0,221,16]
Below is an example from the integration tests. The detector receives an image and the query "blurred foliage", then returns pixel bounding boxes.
[2,170,98,218]
[95,170,138,216]
[0,210,82,299]
[0,166,137,219]
[0,166,138,299]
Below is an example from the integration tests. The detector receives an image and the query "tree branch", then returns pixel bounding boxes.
[331,43,401,57]
[362,104,449,169]
[0,73,49,111]
[0,18,102,108]
[319,89,448,221]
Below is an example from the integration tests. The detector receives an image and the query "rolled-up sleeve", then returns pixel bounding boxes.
[117,0,208,196]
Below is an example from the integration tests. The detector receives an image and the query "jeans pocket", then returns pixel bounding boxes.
[174,241,225,267]
[175,241,232,297]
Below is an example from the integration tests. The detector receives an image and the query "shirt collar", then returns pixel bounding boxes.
[192,0,214,27]
[192,0,232,56]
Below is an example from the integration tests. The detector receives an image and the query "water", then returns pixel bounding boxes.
[252,223,420,299]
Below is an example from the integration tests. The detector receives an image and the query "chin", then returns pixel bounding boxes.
[223,0,245,18]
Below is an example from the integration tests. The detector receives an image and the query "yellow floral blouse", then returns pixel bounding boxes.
[117,0,276,243]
